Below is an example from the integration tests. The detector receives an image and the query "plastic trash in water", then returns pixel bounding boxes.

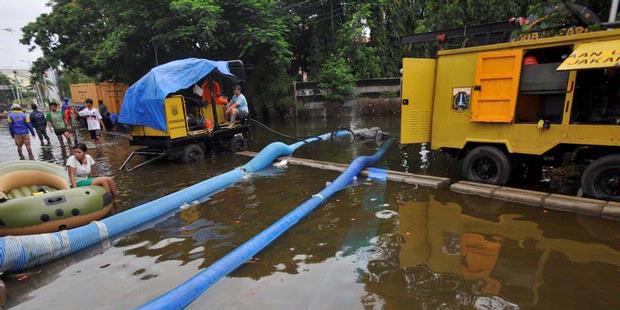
[375,210,399,219]
[273,159,288,168]
[368,167,388,181]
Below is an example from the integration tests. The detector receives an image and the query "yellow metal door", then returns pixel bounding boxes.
[471,50,523,123]
[165,96,188,139]
[401,58,437,144]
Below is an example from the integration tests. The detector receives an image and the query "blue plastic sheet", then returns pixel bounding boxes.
[119,58,237,131]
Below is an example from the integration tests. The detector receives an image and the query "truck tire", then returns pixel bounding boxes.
[230,135,248,153]
[462,146,512,185]
[181,144,205,163]
[581,154,620,201]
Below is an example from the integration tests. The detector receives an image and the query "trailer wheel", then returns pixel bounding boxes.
[581,154,620,201]
[230,135,248,153]
[462,146,511,185]
[181,144,205,163]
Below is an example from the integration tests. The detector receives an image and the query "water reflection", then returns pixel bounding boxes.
[385,194,620,309]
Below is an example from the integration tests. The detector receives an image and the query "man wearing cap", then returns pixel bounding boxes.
[7,104,36,160]
[225,85,249,128]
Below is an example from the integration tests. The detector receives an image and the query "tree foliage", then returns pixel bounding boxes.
[318,55,355,103]
[0,73,14,103]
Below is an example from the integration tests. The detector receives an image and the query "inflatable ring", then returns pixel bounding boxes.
[0,161,112,236]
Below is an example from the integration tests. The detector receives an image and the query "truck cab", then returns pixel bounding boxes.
[401,28,620,201]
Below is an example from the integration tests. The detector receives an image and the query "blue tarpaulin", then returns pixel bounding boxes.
[119,58,237,131]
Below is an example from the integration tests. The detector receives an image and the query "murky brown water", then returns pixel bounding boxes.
[0,116,619,309]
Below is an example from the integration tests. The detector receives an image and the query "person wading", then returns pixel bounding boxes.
[46,102,72,146]
[7,103,36,160]
[79,98,105,145]
[29,103,51,146]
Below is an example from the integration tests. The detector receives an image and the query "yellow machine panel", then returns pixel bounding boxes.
[400,58,437,144]
[204,104,226,125]
[471,50,523,123]
[131,96,188,139]
[165,96,189,139]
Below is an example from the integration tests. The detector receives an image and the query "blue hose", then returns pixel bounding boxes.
[139,139,394,310]
[0,131,348,273]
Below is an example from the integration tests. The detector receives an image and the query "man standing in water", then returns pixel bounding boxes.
[79,98,105,145]
[30,104,51,146]
[7,104,36,160]
[98,99,107,116]
[46,102,72,146]
[225,85,249,128]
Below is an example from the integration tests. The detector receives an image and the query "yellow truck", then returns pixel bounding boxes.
[401,28,620,201]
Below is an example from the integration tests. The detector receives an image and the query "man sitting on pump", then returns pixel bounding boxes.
[225,85,249,128]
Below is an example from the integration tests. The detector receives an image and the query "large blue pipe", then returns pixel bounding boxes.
[139,139,394,310]
[0,131,347,273]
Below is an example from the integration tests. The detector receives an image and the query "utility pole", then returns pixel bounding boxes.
[13,70,22,104]
[610,0,619,23]
[9,80,16,103]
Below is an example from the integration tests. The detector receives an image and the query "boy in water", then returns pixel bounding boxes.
[46,102,72,146]
[78,98,105,144]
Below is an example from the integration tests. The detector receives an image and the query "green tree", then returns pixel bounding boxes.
[0,73,14,103]
[317,55,355,103]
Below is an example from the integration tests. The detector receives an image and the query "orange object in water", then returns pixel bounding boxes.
[523,55,538,65]
[202,81,228,105]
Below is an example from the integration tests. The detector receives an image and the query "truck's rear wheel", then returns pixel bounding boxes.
[581,155,620,201]
[462,146,512,185]
[229,135,248,153]
[181,144,205,163]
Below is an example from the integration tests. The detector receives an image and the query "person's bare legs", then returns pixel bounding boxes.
[228,108,239,128]
[55,133,65,146]
[15,142,25,160]
[63,131,73,146]
[24,139,34,160]
[92,177,117,196]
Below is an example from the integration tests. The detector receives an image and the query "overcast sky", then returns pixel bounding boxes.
[0,0,51,70]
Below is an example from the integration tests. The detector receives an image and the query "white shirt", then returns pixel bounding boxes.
[79,108,102,130]
[66,155,95,181]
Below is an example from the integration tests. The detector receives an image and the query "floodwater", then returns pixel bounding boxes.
[0,115,619,310]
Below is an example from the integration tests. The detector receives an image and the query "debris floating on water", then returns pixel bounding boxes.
[273,160,288,168]
[375,210,399,219]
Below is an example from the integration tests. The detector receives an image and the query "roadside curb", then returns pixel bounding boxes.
[237,151,620,222]
[451,181,619,221]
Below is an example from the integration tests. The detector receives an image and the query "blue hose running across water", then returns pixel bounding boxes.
[0,131,350,273]
[139,139,395,310]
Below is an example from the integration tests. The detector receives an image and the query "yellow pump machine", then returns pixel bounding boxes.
[401,27,620,201]
[120,59,250,171]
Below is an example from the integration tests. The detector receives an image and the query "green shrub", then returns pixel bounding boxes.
[317,55,355,103]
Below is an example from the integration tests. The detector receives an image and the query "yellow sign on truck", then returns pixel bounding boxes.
[401,28,620,201]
